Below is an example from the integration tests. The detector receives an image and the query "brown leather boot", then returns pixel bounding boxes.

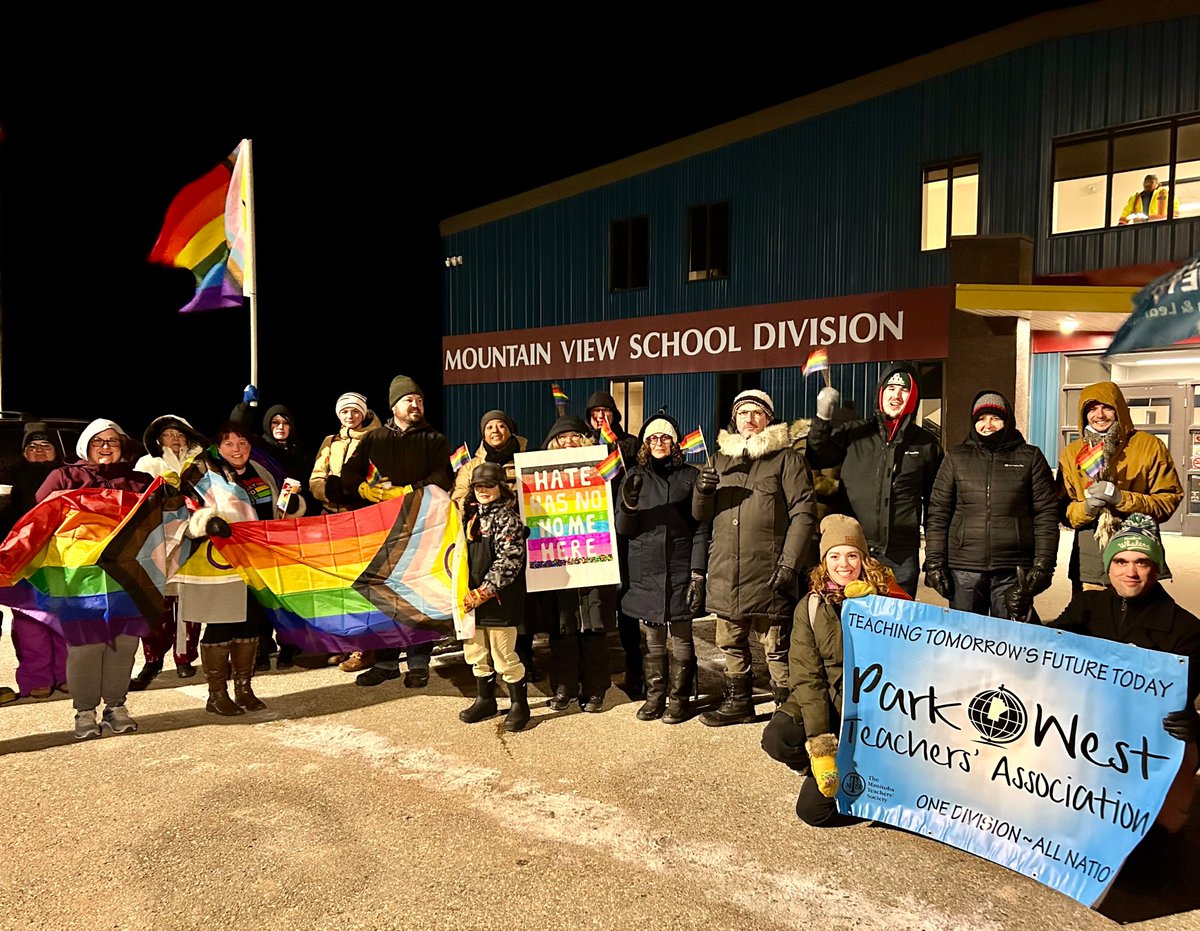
[230,638,267,711]
[200,642,244,717]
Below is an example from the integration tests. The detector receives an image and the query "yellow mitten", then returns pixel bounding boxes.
[843,580,875,599]
[358,481,407,503]
[806,734,840,798]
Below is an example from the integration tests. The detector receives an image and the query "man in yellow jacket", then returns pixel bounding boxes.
[1056,381,1183,591]
[1118,174,1180,224]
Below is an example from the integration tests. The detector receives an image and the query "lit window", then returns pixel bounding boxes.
[609,380,644,436]
[921,161,978,251]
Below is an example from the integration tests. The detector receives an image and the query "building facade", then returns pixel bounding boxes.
[441,4,1200,534]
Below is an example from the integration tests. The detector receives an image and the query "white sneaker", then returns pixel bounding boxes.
[74,709,101,740]
[100,704,138,735]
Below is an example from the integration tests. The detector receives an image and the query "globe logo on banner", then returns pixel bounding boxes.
[967,685,1028,745]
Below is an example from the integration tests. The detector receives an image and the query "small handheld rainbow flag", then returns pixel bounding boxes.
[599,420,619,446]
[680,428,707,456]
[364,462,383,487]
[551,384,569,403]
[450,443,471,472]
[803,348,829,376]
[1076,442,1105,482]
[596,448,622,481]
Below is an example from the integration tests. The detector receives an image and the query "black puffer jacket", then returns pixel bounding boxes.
[341,418,454,494]
[925,393,1058,571]
[614,434,709,625]
[806,362,942,558]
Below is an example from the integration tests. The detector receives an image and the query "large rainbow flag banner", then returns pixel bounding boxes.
[210,485,472,652]
[0,481,171,645]
[513,446,620,593]
[149,140,249,314]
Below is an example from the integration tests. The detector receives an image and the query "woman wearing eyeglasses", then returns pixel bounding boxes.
[35,419,153,739]
[614,412,709,723]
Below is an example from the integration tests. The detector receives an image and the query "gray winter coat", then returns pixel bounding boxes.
[693,423,816,623]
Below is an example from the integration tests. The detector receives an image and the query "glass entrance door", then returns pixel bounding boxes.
[1119,385,1188,534]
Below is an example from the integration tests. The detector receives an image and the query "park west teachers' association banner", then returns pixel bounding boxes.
[513,446,620,593]
[837,596,1186,907]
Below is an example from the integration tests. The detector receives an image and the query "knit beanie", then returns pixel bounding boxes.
[22,422,50,449]
[640,416,679,443]
[335,392,368,418]
[1102,513,1165,573]
[972,392,1006,420]
[732,389,774,421]
[389,375,424,408]
[819,514,870,561]
[480,409,517,436]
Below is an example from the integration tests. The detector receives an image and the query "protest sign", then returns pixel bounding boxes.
[837,596,1186,906]
[513,446,620,593]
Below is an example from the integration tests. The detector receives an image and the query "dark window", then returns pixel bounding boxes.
[687,202,730,281]
[610,216,649,291]
[716,371,762,430]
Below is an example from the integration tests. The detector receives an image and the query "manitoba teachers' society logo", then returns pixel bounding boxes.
[841,772,866,797]
[966,684,1028,745]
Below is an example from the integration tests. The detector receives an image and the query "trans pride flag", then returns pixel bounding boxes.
[210,485,472,652]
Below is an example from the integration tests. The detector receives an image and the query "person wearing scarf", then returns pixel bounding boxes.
[762,514,910,826]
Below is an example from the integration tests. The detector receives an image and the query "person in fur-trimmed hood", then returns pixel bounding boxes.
[692,389,816,726]
[806,363,942,596]
[1056,381,1182,591]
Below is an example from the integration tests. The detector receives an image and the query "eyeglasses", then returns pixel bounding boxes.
[646,434,674,445]
[89,437,122,448]
[555,432,585,443]
[159,430,186,441]
[26,442,55,451]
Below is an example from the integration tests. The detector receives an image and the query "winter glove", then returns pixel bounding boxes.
[695,466,719,496]
[1163,708,1200,743]
[806,734,840,798]
[843,580,875,599]
[622,472,644,510]
[1084,480,1120,515]
[206,516,233,539]
[323,474,344,505]
[463,585,495,611]
[359,481,405,503]
[1004,572,1033,622]
[284,494,301,515]
[1024,559,1054,596]
[768,564,798,596]
[815,386,842,422]
[243,384,259,408]
[686,574,706,615]
[924,563,952,600]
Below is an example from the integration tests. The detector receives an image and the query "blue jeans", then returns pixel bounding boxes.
[375,641,434,672]
[877,551,919,597]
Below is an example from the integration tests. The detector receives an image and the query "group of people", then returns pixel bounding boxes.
[0,366,1197,842]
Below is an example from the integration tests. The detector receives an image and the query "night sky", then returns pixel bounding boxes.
[0,7,1080,448]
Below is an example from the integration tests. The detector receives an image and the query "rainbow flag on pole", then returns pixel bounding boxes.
[551,384,569,403]
[210,485,471,652]
[803,347,830,376]
[596,449,623,482]
[450,443,471,472]
[149,140,249,313]
[680,428,707,456]
[1076,443,1105,482]
[599,420,619,446]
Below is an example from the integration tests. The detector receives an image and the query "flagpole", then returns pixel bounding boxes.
[243,139,259,388]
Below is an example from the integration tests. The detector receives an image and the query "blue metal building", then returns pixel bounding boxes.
[441,4,1200,534]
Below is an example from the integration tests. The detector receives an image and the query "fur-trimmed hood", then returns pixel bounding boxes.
[716,422,792,461]
[788,418,812,444]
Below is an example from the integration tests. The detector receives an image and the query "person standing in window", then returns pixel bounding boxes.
[1118,174,1180,224]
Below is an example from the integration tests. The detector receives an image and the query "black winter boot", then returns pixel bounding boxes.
[700,674,756,727]
[128,660,163,692]
[504,679,531,732]
[636,653,668,721]
[772,685,790,710]
[662,659,697,725]
[459,675,499,723]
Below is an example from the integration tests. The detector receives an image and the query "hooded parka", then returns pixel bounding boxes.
[1056,382,1183,585]
[693,422,815,622]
